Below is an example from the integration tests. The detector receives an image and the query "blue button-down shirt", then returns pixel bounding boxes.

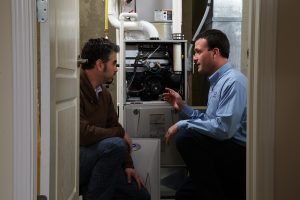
[176,63,247,145]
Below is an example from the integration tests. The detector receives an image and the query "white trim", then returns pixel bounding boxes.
[247,0,277,199]
[40,7,51,198]
[12,0,37,199]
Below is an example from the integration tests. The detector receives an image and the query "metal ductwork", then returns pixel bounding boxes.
[211,0,243,69]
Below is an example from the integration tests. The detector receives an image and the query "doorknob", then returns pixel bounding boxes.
[77,55,88,68]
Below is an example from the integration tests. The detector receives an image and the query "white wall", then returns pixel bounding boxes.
[0,0,13,199]
[275,1,300,199]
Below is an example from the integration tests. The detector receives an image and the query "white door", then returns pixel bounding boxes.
[40,0,80,199]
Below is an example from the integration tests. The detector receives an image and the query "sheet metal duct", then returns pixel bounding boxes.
[136,0,172,22]
[211,0,243,69]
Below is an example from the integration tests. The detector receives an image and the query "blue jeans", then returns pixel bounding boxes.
[80,137,150,200]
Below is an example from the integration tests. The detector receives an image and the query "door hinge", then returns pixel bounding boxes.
[37,0,48,23]
[37,195,47,200]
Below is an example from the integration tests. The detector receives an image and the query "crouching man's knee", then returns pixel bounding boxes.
[96,137,127,158]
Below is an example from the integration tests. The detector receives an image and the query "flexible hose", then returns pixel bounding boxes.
[187,0,212,72]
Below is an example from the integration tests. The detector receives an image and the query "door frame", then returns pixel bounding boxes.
[247,0,277,199]
[11,0,37,200]
[11,0,277,199]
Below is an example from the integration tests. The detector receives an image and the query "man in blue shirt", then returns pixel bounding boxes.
[163,29,247,200]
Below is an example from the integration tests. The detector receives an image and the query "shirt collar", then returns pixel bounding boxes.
[95,85,103,100]
[208,63,232,85]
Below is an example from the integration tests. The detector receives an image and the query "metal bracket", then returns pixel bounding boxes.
[37,0,48,23]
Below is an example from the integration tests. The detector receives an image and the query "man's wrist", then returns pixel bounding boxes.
[178,102,185,112]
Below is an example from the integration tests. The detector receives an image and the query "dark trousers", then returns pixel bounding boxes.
[175,129,246,200]
[80,137,150,200]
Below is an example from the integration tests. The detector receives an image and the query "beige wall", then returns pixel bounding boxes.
[0,0,13,199]
[275,1,300,199]
[80,0,118,103]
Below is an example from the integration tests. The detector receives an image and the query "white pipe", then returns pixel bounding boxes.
[173,44,182,72]
[108,0,159,39]
[118,13,125,125]
[172,0,183,72]
[172,0,182,34]
[139,21,159,39]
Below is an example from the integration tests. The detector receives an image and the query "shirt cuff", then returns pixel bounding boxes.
[176,120,188,130]
[179,104,194,117]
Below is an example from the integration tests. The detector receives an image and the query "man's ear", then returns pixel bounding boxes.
[95,59,104,71]
[213,48,220,56]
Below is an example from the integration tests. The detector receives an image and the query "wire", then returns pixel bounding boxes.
[146,45,160,60]
[126,54,142,91]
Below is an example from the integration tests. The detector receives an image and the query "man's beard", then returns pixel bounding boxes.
[106,79,113,84]
[103,63,115,84]
[105,74,115,84]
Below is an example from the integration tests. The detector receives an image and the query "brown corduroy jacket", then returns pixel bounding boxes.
[80,68,133,168]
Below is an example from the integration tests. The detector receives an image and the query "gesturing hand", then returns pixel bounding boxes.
[162,88,183,112]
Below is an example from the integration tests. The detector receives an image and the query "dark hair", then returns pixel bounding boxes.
[80,38,119,69]
[195,29,230,58]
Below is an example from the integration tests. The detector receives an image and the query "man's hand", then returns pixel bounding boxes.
[164,123,178,145]
[125,168,145,189]
[123,132,132,153]
[162,88,184,112]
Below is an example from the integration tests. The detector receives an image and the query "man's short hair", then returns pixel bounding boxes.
[196,29,230,59]
[80,38,119,70]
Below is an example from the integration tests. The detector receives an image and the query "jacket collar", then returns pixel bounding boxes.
[80,68,98,102]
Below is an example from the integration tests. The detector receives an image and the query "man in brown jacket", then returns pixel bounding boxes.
[79,38,150,200]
